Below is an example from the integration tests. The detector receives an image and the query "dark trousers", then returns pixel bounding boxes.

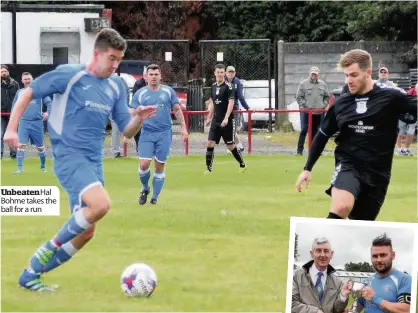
[297,112,324,153]
[1,116,16,158]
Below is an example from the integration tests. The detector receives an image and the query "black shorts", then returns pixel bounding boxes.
[325,162,389,221]
[208,119,235,145]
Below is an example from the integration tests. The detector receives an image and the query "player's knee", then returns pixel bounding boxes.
[331,189,355,218]
[207,141,216,148]
[80,224,96,242]
[82,186,111,219]
[154,162,165,172]
[93,197,110,218]
[226,144,234,151]
[139,160,151,171]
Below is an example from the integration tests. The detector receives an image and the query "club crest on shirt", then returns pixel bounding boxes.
[216,88,220,95]
[355,100,368,114]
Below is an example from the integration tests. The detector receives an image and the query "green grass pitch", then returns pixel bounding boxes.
[1,155,417,312]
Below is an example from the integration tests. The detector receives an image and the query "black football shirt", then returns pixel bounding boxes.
[320,83,417,179]
[210,81,235,123]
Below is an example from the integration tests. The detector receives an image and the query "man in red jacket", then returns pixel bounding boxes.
[396,83,418,156]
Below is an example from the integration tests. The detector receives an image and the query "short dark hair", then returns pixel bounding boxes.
[21,72,32,77]
[214,63,225,70]
[372,233,392,248]
[146,64,160,72]
[94,28,127,52]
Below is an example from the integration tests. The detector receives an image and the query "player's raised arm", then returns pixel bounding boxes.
[3,88,33,149]
[295,105,338,192]
[4,64,79,149]
[396,90,417,120]
[112,78,155,139]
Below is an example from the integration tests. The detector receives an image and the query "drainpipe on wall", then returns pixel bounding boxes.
[11,1,18,64]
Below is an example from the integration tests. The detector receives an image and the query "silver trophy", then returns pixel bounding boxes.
[348,281,366,313]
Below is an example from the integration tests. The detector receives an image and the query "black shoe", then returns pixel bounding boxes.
[150,199,157,205]
[138,190,149,205]
[296,151,303,156]
[114,152,123,158]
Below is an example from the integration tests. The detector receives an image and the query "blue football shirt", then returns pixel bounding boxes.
[12,88,52,121]
[30,64,131,163]
[130,85,179,133]
[358,269,411,312]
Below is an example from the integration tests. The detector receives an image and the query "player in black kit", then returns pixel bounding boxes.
[295,49,417,220]
[205,63,247,173]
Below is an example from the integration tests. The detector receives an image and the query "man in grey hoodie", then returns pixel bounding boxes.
[296,67,330,155]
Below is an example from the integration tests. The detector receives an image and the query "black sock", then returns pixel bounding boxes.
[231,147,245,167]
[327,212,343,219]
[206,147,214,171]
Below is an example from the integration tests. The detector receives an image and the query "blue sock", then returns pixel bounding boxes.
[139,167,151,191]
[43,242,78,273]
[38,148,46,169]
[29,208,90,273]
[152,170,165,200]
[16,149,25,170]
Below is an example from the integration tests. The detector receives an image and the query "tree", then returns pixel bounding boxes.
[344,261,374,272]
[344,2,417,41]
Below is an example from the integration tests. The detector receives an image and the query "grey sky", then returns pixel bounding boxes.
[293,222,415,274]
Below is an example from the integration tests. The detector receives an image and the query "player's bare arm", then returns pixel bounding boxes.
[3,87,34,149]
[362,286,410,313]
[122,106,156,139]
[295,104,338,192]
[173,103,188,141]
[221,98,234,127]
[206,98,214,126]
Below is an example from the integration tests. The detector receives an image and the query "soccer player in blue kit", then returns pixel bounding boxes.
[130,64,188,205]
[11,72,52,174]
[3,28,156,292]
[351,234,411,313]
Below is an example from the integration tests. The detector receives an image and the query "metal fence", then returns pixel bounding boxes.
[199,39,271,86]
[199,39,273,130]
[125,39,190,86]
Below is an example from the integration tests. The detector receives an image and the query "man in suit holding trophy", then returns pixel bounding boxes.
[347,234,412,313]
[292,237,351,313]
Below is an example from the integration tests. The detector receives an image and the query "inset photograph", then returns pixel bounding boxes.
[286,217,418,313]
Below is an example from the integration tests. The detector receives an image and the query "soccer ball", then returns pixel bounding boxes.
[120,263,157,298]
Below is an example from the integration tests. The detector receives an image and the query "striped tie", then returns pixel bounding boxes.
[315,272,324,303]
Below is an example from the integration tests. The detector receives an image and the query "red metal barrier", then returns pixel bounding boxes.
[4,109,327,156]
[181,109,326,155]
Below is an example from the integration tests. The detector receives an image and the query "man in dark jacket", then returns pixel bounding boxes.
[225,66,251,152]
[1,65,19,158]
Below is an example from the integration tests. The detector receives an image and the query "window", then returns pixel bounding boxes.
[40,28,80,64]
